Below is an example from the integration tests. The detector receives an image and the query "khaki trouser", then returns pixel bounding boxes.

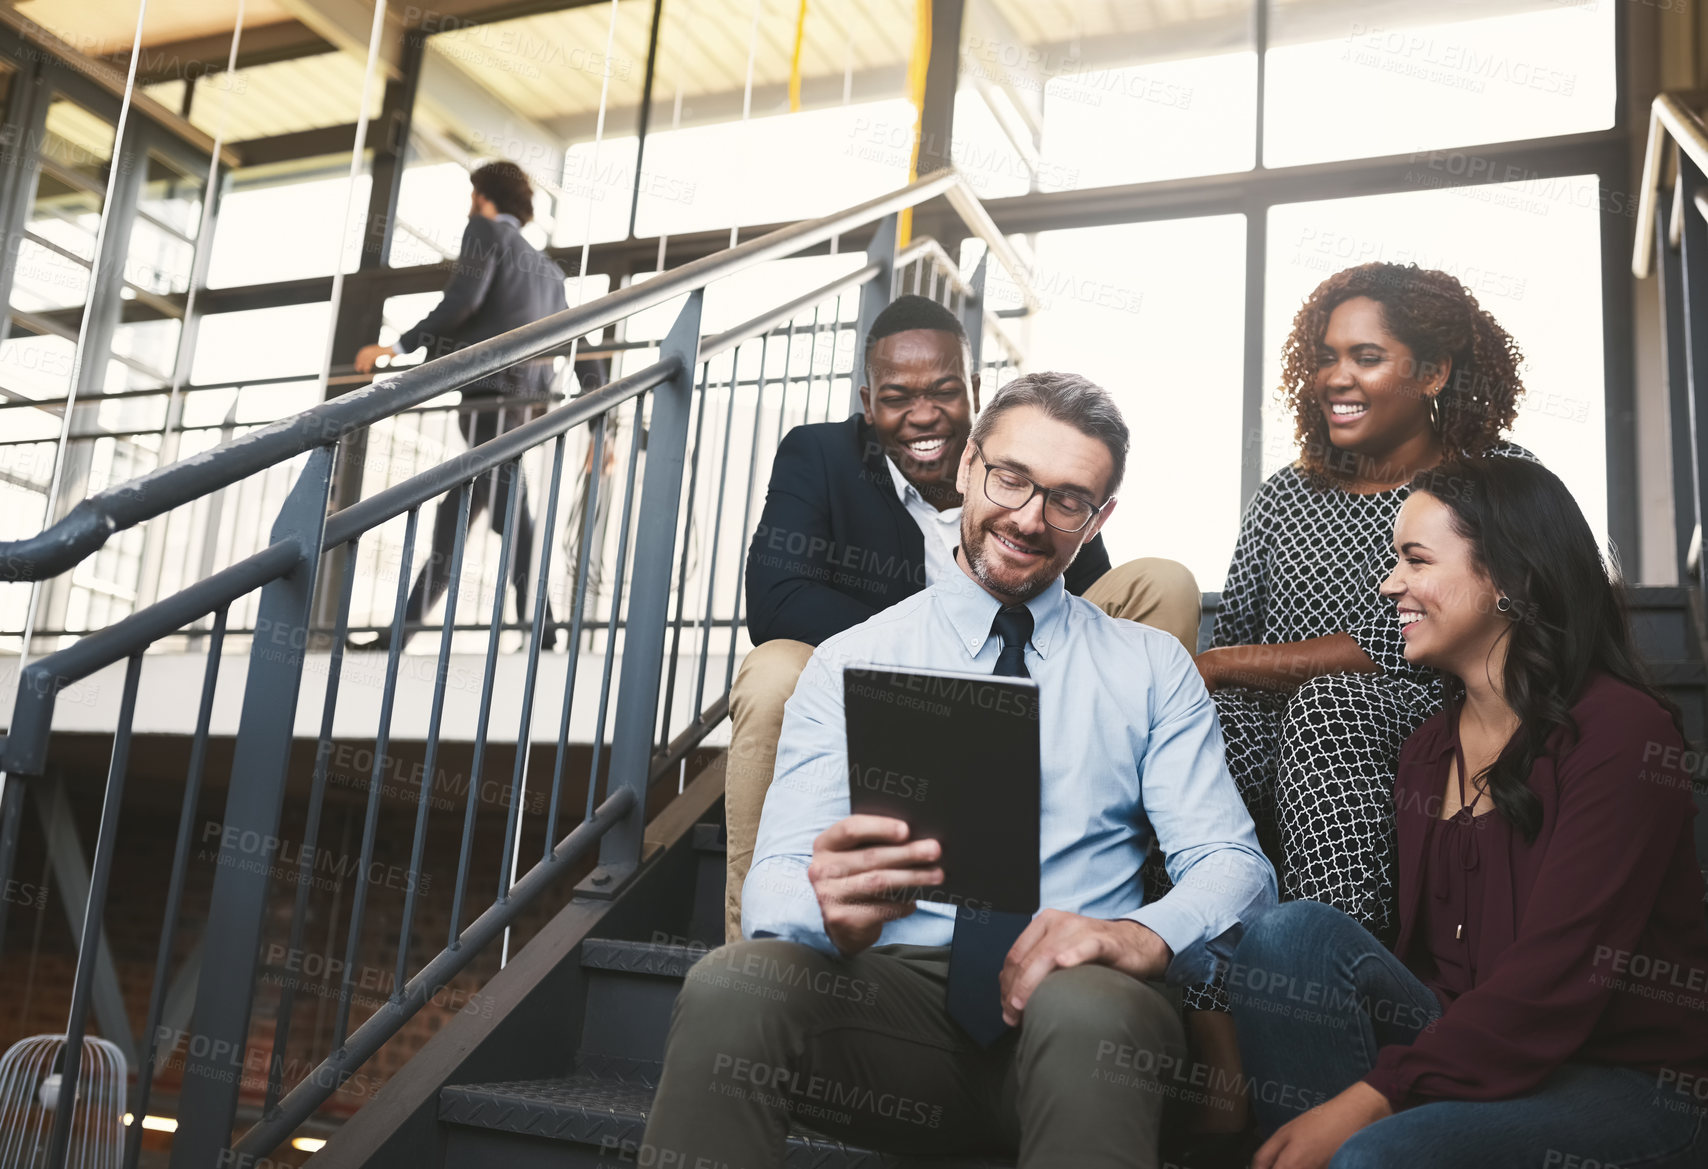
[724,557,1202,942]
[639,939,1188,1169]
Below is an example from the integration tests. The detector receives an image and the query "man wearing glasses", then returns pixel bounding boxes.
[725,295,1200,944]
[644,372,1275,1169]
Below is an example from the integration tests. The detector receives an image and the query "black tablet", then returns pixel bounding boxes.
[843,665,1041,915]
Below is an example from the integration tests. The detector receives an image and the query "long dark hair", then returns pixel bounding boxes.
[1409,456,1682,840]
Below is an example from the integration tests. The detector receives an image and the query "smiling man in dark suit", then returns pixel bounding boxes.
[723,295,1203,942]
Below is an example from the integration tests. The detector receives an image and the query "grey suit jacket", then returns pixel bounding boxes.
[398,213,568,399]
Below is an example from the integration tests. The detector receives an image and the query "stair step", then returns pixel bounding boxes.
[439,1069,1016,1168]
[576,940,709,1066]
[1649,659,1706,684]
[1627,586,1691,608]
[690,822,729,945]
[580,938,709,978]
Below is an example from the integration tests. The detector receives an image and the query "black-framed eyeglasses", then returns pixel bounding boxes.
[972,442,1110,533]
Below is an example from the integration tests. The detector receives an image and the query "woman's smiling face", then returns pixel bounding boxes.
[1380,489,1510,675]
[1315,296,1446,459]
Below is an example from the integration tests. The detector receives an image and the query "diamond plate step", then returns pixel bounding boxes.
[439,1070,1017,1168]
[580,938,708,979]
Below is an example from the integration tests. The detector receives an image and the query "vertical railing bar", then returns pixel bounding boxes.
[824,299,838,420]
[588,291,703,875]
[544,418,607,864]
[447,459,524,946]
[802,304,824,423]
[584,399,647,824]
[123,610,227,1169]
[781,312,801,423]
[829,296,844,421]
[172,448,335,1166]
[725,331,771,694]
[333,506,419,1049]
[45,652,143,1169]
[497,435,567,915]
[828,292,848,422]
[394,483,472,993]
[461,414,502,637]
[843,292,856,417]
[263,538,361,1114]
[694,348,742,714]
[657,360,712,752]
[360,514,380,636]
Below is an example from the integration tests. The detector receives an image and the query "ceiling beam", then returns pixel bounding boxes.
[546,64,911,142]
[394,0,608,31]
[0,6,240,166]
[270,0,409,81]
[106,20,333,87]
[107,0,613,89]
[230,122,360,169]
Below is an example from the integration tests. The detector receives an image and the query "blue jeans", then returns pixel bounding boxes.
[1230,901,1708,1168]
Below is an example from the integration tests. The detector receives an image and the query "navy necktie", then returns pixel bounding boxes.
[946,605,1035,1046]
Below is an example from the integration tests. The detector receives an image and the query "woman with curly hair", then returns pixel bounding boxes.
[1188,263,1534,1002]
[1232,457,1708,1168]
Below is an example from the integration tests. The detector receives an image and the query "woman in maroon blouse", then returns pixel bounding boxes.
[1229,455,1708,1169]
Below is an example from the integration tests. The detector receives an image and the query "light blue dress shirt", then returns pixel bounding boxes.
[742,562,1278,985]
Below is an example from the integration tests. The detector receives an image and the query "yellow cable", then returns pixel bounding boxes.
[789,0,808,113]
[901,0,931,246]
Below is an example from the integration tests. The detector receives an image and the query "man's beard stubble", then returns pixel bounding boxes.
[959,514,1073,603]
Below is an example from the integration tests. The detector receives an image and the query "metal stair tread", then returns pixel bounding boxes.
[580,937,710,977]
[1626,586,1692,607]
[440,1071,1016,1167]
[1648,658,1707,680]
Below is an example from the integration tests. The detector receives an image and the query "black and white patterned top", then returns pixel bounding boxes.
[1212,443,1535,691]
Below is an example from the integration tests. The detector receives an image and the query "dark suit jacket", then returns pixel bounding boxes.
[745,415,1113,646]
[399,214,568,399]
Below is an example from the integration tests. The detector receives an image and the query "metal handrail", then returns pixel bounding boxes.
[1634,93,1708,278]
[0,168,994,584]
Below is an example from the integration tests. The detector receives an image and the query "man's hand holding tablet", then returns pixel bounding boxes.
[808,814,944,956]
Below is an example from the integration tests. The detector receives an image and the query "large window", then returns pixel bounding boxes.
[957,0,1259,195]
[207,169,371,287]
[968,0,1623,567]
[1015,217,1249,589]
[1265,0,1617,167]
